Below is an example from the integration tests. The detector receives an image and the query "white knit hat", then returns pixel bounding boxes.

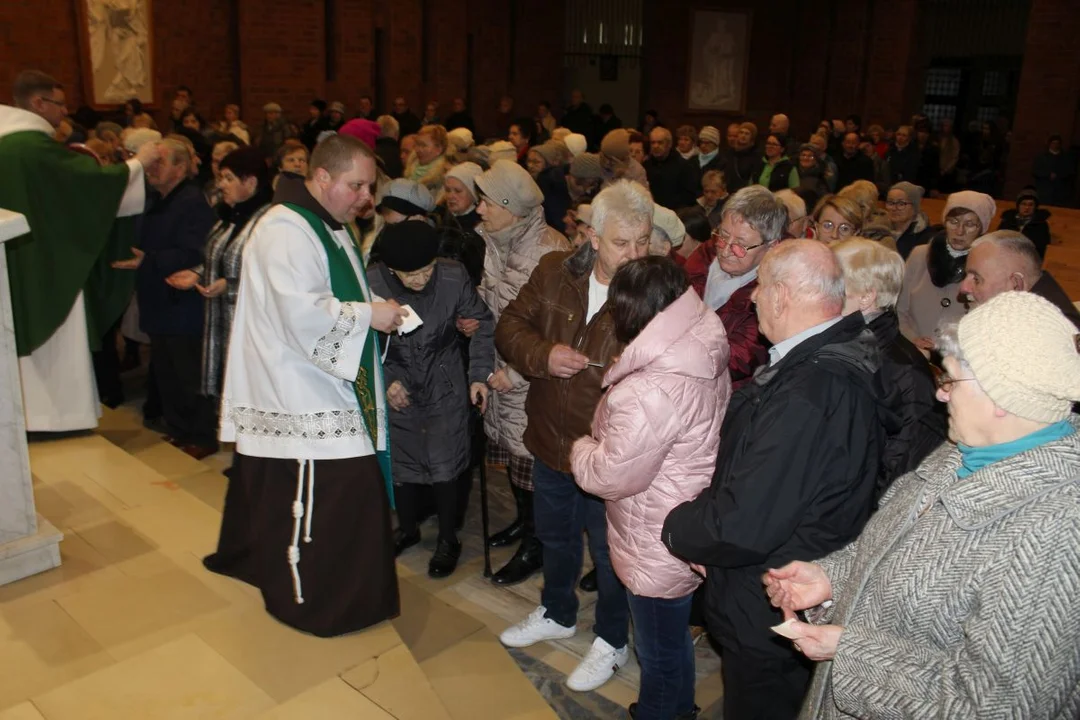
[475,160,543,217]
[564,133,587,157]
[957,291,1080,423]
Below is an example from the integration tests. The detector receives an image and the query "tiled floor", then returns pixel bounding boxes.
[3,401,725,718]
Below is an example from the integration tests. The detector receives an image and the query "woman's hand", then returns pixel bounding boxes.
[111,247,145,270]
[196,278,227,298]
[763,561,833,613]
[166,269,200,290]
[456,317,480,337]
[387,381,410,410]
[914,336,935,352]
[487,368,513,393]
[470,382,489,414]
[786,620,844,662]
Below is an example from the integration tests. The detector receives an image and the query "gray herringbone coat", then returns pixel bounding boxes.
[801,416,1080,719]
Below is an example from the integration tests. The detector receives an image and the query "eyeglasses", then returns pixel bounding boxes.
[945,217,980,232]
[713,229,766,258]
[934,374,977,392]
[814,220,856,237]
[885,200,912,209]
[39,97,67,111]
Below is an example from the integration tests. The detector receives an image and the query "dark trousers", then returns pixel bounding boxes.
[149,334,216,447]
[92,321,123,405]
[721,646,812,720]
[628,591,696,720]
[533,458,628,648]
[395,481,458,542]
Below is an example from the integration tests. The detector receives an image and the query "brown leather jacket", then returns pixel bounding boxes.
[495,243,624,472]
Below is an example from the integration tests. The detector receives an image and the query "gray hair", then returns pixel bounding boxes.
[761,239,846,313]
[376,114,399,140]
[936,322,969,368]
[590,180,654,237]
[972,230,1042,281]
[722,185,788,242]
[773,189,806,221]
[831,237,904,308]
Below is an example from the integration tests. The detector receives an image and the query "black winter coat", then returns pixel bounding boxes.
[366,260,495,485]
[894,214,938,260]
[435,208,486,287]
[643,152,701,210]
[834,152,876,189]
[662,314,899,655]
[885,144,920,186]
[998,208,1052,259]
[867,310,946,502]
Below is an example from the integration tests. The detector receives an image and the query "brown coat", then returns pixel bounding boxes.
[496,243,624,472]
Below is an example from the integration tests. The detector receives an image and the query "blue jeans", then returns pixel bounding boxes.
[627,591,696,719]
[532,458,629,649]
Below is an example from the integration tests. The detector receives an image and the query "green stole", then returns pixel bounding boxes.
[283,203,394,506]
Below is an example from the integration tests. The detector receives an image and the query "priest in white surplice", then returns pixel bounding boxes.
[204,134,408,637]
[0,70,159,431]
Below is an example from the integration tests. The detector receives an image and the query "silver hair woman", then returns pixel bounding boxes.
[765,291,1080,719]
[832,238,946,497]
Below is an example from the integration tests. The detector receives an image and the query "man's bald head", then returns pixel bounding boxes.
[754,239,846,343]
[770,114,791,135]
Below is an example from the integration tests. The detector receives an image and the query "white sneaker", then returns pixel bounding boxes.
[566,636,630,692]
[499,606,576,648]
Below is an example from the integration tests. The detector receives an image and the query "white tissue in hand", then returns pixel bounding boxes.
[397,304,424,335]
[770,618,801,639]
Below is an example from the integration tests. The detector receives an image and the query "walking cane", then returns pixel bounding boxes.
[472,395,493,578]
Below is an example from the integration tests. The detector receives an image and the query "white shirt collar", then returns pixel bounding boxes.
[767,316,844,366]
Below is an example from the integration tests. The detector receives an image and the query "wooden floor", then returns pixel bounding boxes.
[920,198,1080,301]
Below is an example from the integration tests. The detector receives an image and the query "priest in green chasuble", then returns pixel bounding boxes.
[0,70,161,431]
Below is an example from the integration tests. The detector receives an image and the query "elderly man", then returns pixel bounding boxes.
[960,230,1080,329]
[663,239,893,718]
[497,181,653,693]
[835,131,876,189]
[644,127,700,210]
[206,135,408,636]
[391,97,421,138]
[2,69,159,432]
[113,139,218,457]
[770,113,799,157]
[258,102,293,158]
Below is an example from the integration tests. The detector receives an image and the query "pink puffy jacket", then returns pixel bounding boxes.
[571,289,731,599]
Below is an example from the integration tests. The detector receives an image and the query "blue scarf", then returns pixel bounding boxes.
[957,420,1075,478]
[699,149,719,168]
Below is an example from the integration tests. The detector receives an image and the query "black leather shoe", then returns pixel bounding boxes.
[427,538,462,578]
[578,567,598,592]
[487,518,524,548]
[491,538,543,586]
[393,528,421,557]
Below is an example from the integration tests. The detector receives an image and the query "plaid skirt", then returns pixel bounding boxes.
[486,442,535,491]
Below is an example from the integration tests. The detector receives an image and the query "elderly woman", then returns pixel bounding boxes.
[886,181,935,259]
[572,256,730,720]
[675,124,699,161]
[832,238,946,501]
[567,152,604,207]
[752,134,799,191]
[215,103,250,145]
[165,146,272,403]
[696,169,728,228]
[367,221,495,578]
[996,185,1051,259]
[896,190,996,351]
[406,124,450,200]
[273,139,309,188]
[600,129,650,189]
[475,160,571,584]
[775,189,811,239]
[796,144,831,198]
[649,205,686,257]
[437,162,486,286]
[697,125,723,174]
[685,185,786,388]
[765,291,1080,719]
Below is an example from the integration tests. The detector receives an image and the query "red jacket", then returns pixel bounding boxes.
[685,240,769,388]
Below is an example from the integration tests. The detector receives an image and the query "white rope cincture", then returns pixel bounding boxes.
[287,459,308,604]
[303,457,315,543]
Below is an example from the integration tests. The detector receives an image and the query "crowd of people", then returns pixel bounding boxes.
[5,68,1080,720]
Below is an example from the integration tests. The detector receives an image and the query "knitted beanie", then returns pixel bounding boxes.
[601,129,631,160]
[475,160,543,217]
[943,190,996,234]
[378,220,441,272]
[569,152,604,179]
[564,133,588,157]
[446,161,484,202]
[699,126,721,146]
[957,291,1080,423]
[339,119,381,150]
[1016,185,1039,207]
[890,181,925,214]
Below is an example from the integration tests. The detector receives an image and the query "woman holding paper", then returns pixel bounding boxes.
[571,256,731,720]
[763,291,1080,719]
[367,220,495,579]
